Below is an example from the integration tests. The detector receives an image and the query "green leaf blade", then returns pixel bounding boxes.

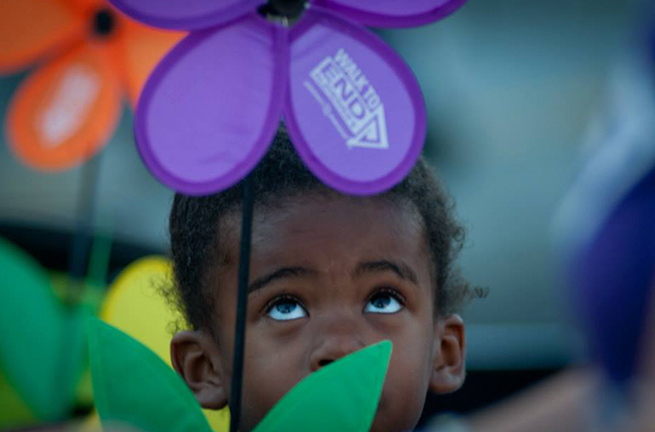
[0,237,72,420]
[87,318,213,432]
[253,340,392,432]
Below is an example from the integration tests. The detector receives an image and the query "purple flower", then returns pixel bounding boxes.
[109,0,467,195]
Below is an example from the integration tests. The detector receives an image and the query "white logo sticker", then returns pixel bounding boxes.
[39,65,100,147]
[305,48,389,150]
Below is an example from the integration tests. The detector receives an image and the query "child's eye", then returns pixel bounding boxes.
[266,297,308,321]
[364,290,404,314]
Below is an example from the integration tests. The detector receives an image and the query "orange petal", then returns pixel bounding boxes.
[118,20,185,105]
[6,43,122,172]
[68,0,105,15]
[0,0,85,73]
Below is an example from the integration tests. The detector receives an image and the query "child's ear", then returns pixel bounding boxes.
[429,314,466,394]
[171,330,228,410]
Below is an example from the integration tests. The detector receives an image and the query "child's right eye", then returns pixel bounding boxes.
[266,296,308,321]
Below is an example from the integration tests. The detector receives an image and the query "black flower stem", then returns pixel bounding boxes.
[230,174,255,432]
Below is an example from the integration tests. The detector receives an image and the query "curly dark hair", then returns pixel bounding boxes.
[168,127,472,331]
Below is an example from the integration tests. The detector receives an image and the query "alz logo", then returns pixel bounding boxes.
[305,49,389,150]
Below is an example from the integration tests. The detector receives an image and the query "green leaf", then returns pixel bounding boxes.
[253,340,392,432]
[0,368,36,428]
[0,237,76,420]
[87,318,213,432]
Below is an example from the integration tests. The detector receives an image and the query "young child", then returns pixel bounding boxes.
[165,126,472,432]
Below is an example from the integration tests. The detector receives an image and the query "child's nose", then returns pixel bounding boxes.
[309,335,366,371]
[309,315,366,371]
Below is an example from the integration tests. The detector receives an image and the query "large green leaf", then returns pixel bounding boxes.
[253,340,392,432]
[87,318,213,432]
[0,237,78,420]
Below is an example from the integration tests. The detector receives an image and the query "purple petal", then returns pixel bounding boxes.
[285,9,426,195]
[312,0,468,28]
[135,14,287,195]
[109,0,266,30]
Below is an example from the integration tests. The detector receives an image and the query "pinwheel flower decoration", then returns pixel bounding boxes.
[109,0,467,195]
[0,0,183,171]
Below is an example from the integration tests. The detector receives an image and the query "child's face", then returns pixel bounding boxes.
[172,195,466,432]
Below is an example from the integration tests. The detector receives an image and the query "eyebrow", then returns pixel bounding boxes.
[353,260,419,286]
[247,267,317,294]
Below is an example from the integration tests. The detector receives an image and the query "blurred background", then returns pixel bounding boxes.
[1,0,654,428]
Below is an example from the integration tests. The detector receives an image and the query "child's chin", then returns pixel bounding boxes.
[369,417,416,432]
[368,401,420,432]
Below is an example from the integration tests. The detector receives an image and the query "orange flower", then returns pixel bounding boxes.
[0,0,184,171]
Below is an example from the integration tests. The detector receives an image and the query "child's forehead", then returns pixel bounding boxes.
[208,194,436,309]
[216,194,428,266]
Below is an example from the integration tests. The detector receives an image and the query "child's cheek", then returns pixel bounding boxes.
[240,329,310,431]
[368,316,435,431]
[372,350,431,432]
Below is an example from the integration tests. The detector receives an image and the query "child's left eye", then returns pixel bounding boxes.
[364,291,404,314]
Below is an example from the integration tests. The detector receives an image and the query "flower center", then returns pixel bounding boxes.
[92,8,116,37]
[259,0,308,25]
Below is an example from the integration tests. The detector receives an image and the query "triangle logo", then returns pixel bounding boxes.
[347,106,389,150]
